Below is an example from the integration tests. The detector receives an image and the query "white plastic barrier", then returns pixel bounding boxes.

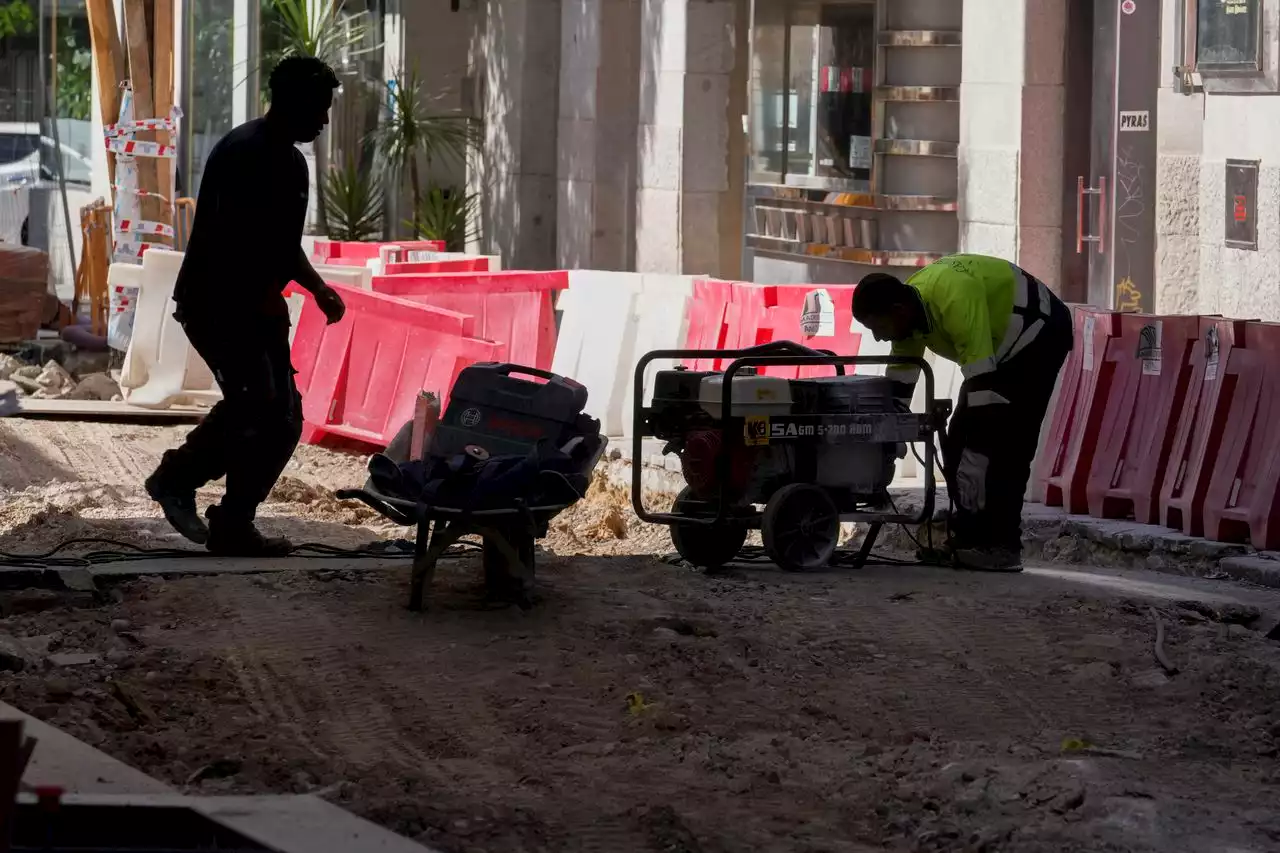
[552,270,693,438]
[622,274,695,439]
[119,248,221,409]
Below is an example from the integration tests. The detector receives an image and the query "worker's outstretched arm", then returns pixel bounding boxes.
[886,337,927,407]
[292,248,346,325]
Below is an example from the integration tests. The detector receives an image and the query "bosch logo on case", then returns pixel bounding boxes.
[461,408,482,427]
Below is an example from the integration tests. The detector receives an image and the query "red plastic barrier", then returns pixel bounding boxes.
[1084,314,1199,523]
[763,285,864,377]
[312,239,446,263]
[371,271,565,371]
[384,258,490,275]
[1037,307,1120,512]
[681,281,871,376]
[1201,321,1280,548]
[1159,318,1249,536]
[723,283,773,354]
[683,278,734,370]
[288,281,500,447]
[312,257,372,268]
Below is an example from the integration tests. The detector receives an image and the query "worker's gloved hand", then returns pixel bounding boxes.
[314,284,347,325]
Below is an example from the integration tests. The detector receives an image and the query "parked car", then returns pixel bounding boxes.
[0,121,94,246]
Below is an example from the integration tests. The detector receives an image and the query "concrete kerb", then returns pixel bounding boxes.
[610,445,1280,590]
[0,557,423,595]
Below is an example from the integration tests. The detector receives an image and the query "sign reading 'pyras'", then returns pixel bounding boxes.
[1119,110,1150,131]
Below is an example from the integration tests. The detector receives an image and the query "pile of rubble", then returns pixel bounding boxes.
[0,354,121,401]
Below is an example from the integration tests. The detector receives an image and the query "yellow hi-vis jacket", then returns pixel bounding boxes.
[885,254,1054,390]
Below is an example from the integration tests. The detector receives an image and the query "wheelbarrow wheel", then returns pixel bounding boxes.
[763,483,839,571]
[670,487,747,569]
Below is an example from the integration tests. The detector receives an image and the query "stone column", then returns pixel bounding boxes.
[1016,0,1067,288]
[475,0,561,269]
[633,0,743,276]
[957,0,1065,290]
[557,0,601,269]
[635,0,687,273]
[681,0,740,277]
[958,0,1025,262]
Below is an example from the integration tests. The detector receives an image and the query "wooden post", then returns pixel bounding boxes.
[152,0,174,209]
[85,0,126,192]
[122,0,168,244]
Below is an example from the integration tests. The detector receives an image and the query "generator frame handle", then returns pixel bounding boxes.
[631,348,939,528]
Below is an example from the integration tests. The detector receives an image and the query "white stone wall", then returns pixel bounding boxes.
[1154,0,1203,315]
[1197,96,1280,319]
[1153,0,1280,320]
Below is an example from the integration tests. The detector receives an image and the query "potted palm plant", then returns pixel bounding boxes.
[373,65,479,241]
[322,148,385,242]
[407,184,479,252]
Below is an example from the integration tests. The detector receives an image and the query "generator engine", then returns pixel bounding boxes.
[649,365,901,507]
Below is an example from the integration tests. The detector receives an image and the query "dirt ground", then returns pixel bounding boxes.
[2,419,1280,852]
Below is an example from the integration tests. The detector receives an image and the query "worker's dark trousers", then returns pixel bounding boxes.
[153,316,302,525]
[943,295,1074,553]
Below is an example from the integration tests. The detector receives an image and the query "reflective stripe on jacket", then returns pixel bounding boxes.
[885,254,1054,388]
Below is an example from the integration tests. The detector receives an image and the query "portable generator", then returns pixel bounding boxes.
[632,341,950,571]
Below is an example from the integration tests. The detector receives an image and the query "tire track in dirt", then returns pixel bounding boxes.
[225,650,329,762]
[205,574,525,784]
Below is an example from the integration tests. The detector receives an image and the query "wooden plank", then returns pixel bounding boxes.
[122,0,169,245]
[13,399,208,421]
[152,0,174,210]
[85,0,126,192]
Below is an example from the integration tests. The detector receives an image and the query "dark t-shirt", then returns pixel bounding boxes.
[174,118,308,324]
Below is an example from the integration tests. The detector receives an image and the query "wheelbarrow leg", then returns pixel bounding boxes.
[409,518,433,611]
[480,522,537,609]
[409,519,467,611]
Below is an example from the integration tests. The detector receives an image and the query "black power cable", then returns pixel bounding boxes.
[0,537,482,571]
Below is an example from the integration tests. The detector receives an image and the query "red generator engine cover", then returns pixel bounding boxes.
[680,429,754,499]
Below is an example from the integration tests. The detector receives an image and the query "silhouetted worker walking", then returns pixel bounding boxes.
[145,56,347,556]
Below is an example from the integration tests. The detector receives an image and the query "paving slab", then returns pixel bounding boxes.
[20,793,444,853]
[0,701,172,795]
[85,555,413,580]
[0,557,417,590]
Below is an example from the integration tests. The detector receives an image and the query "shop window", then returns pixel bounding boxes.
[1178,0,1265,85]
[749,0,874,190]
[1197,0,1262,71]
[182,0,237,195]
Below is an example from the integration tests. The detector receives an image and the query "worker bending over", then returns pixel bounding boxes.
[852,254,1073,572]
[144,56,347,556]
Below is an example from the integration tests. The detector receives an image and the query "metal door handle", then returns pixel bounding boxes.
[1076,177,1085,254]
[1076,176,1107,254]
[1097,176,1107,255]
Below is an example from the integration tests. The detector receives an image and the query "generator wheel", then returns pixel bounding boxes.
[670,487,747,569]
[763,484,839,571]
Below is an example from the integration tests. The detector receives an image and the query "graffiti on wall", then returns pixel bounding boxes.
[1115,276,1143,312]
[1113,146,1148,312]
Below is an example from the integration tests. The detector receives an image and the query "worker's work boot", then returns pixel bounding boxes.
[204,506,292,558]
[954,547,1023,573]
[145,471,209,545]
